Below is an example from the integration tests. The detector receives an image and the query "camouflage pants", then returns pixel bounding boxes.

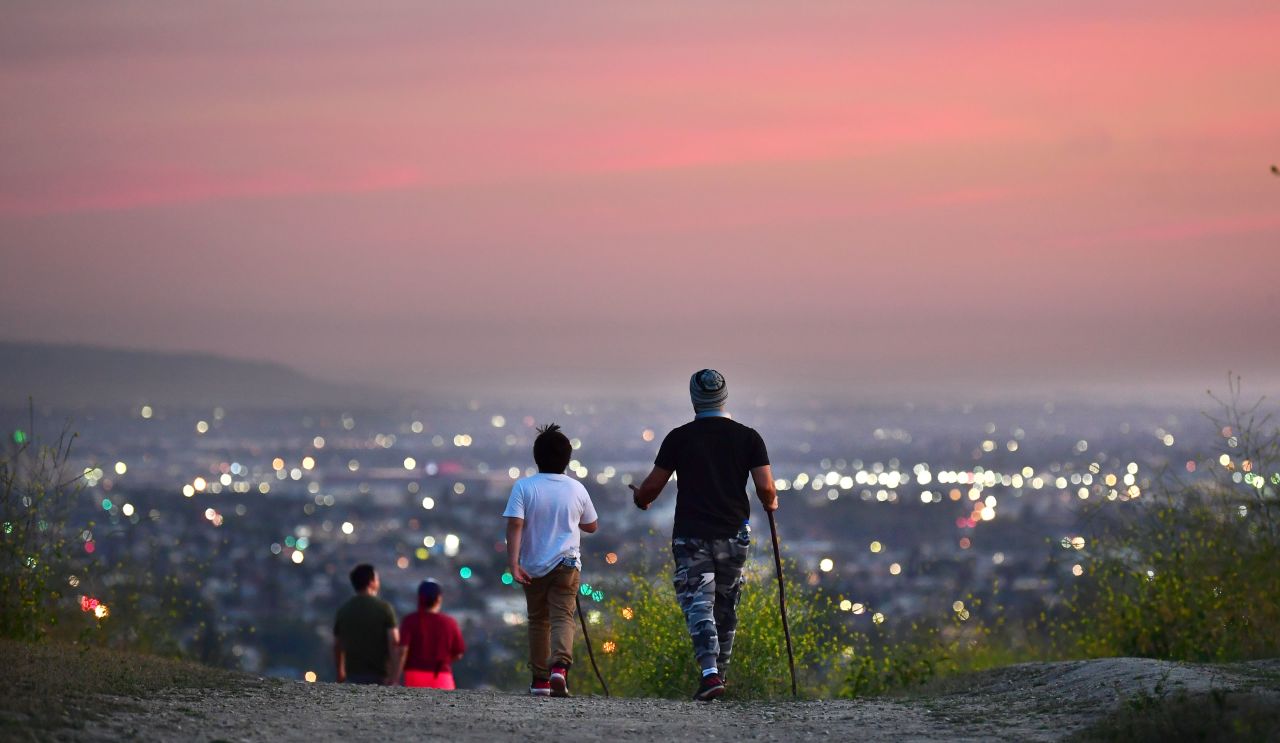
[672,531,749,674]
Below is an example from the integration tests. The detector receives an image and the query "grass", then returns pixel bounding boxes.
[0,639,273,738]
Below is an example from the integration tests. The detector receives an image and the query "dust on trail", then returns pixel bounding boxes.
[77,658,1280,742]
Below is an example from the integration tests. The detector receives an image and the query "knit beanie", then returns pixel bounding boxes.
[689,369,728,413]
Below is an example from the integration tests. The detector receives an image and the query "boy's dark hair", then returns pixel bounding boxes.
[350,564,376,592]
[533,423,572,474]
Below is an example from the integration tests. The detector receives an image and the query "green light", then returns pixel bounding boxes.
[2,522,12,534]
[459,566,473,580]
[592,590,605,602]
[501,572,514,585]
[101,498,113,511]
[285,536,296,548]
[579,583,592,596]
[12,430,28,445]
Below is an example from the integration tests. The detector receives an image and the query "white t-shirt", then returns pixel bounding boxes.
[502,473,598,579]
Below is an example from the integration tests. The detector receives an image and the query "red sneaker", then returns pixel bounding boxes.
[529,678,551,696]
[549,666,570,698]
[693,673,725,701]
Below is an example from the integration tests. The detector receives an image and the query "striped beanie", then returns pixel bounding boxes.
[689,369,728,413]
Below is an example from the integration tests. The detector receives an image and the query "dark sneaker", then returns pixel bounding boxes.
[693,673,725,701]
[549,666,570,697]
[529,678,551,696]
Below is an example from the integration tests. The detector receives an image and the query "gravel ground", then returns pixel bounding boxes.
[56,658,1280,742]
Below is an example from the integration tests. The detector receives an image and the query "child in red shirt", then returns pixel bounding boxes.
[397,580,465,689]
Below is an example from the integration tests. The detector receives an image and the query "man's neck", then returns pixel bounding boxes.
[695,409,731,419]
[358,589,377,597]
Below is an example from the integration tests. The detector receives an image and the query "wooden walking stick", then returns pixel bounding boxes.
[767,509,798,698]
[575,593,610,697]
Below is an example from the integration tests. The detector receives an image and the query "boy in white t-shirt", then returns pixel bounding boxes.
[503,423,598,697]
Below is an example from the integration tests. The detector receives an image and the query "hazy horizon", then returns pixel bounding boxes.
[3,2,1278,400]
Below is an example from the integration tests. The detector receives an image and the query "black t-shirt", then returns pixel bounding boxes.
[655,417,770,539]
[334,594,397,678]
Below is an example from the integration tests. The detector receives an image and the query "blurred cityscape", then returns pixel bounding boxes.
[0,395,1216,688]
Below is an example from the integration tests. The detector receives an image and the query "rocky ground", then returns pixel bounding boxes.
[4,641,1279,742]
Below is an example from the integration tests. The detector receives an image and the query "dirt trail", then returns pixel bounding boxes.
[74,658,1280,742]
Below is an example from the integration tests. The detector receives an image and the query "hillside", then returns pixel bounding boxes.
[3,641,1278,742]
[0,341,389,408]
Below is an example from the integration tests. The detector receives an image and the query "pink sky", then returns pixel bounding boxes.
[2,1,1278,400]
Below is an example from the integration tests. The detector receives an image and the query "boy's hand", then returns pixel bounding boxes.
[509,565,533,585]
[629,484,648,510]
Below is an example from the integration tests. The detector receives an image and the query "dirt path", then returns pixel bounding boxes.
[47,658,1280,741]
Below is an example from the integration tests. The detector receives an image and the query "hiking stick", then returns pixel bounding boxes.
[767,509,798,698]
[575,593,610,697]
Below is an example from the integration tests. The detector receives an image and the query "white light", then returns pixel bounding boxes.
[444,533,460,557]
[421,497,435,510]
[819,558,834,572]
[341,521,354,535]
[292,550,305,564]
[140,405,153,419]
[404,457,417,470]
[114,461,128,475]
[121,503,134,517]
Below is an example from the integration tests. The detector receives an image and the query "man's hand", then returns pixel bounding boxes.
[630,468,671,510]
[629,484,648,510]
[763,497,780,512]
[509,564,533,585]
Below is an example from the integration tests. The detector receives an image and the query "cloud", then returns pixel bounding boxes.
[0,165,420,217]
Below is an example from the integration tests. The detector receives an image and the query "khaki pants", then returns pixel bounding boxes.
[522,564,579,678]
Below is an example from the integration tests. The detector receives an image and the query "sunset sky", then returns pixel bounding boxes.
[2,1,1278,400]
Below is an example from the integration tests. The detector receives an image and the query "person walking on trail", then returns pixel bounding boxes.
[395,579,465,689]
[503,423,599,698]
[334,564,401,685]
[629,369,779,701]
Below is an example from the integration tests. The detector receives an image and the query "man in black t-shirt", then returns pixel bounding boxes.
[334,564,400,684]
[630,369,779,701]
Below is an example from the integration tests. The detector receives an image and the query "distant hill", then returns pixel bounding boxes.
[0,341,389,408]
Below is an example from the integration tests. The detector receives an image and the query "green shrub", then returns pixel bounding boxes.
[1066,378,1280,662]
[568,559,844,699]
[0,415,92,642]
